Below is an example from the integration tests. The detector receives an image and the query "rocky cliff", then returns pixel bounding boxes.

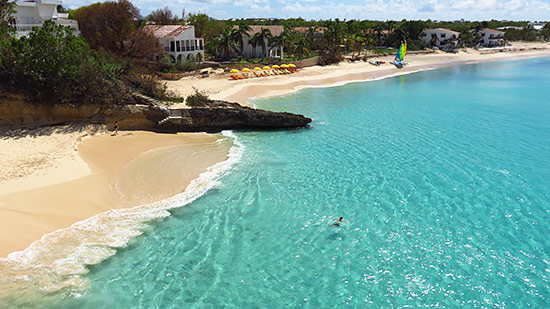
[155,101,311,132]
[0,94,311,132]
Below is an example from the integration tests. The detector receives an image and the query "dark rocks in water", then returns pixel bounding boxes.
[155,100,311,132]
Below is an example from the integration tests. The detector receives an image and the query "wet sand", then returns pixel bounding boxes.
[1,43,549,260]
[164,44,550,106]
[0,131,230,257]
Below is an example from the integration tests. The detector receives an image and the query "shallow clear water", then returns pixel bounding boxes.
[56,58,549,307]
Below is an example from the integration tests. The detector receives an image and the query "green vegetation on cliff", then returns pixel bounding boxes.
[0,21,175,105]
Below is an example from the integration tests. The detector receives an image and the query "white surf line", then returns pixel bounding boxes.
[0,130,244,294]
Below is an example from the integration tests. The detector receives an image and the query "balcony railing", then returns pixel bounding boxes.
[14,19,79,32]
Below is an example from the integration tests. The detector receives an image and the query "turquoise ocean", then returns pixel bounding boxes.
[20,57,550,307]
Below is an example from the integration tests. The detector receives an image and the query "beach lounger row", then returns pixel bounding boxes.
[229,65,300,80]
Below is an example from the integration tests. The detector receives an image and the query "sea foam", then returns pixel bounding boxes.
[0,130,244,302]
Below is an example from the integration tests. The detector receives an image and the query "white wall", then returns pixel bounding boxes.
[159,27,205,63]
[421,29,459,48]
[235,34,282,59]
[480,30,504,47]
[14,0,79,38]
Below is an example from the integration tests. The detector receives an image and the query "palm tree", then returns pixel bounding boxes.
[211,26,236,61]
[429,35,439,48]
[472,24,483,47]
[230,24,251,57]
[248,28,272,61]
[324,22,345,50]
[362,35,376,59]
[386,20,394,34]
[294,37,310,59]
[351,33,365,58]
[281,30,298,56]
[269,34,285,59]
[306,26,317,49]
[374,24,384,46]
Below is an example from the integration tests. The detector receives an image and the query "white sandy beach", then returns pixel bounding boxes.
[0,128,229,256]
[166,42,550,106]
[0,42,549,259]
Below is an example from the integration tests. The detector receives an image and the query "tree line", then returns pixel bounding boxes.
[1,0,549,105]
[0,0,176,106]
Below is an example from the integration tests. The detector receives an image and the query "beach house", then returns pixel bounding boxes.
[528,22,546,31]
[478,28,505,47]
[365,28,393,44]
[12,0,79,38]
[231,25,284,59]
[421,28,460,49]
[293,27,325,39]
[141,25,205,63]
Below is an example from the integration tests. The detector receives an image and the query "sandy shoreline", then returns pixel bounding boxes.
[166,43,550,107]
[1,42,549,260]
[0,129,229,257]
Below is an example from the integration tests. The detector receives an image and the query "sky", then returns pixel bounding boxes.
[64,0,550,21]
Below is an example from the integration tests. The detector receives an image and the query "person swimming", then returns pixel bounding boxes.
[330,216,344,227]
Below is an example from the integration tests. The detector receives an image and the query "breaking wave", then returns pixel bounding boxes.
[0,131,243,306]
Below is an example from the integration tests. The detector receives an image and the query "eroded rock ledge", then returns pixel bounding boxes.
[0,94,311,132]
[155,100,311,132]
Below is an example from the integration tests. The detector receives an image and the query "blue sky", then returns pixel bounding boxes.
[65,0,550,21]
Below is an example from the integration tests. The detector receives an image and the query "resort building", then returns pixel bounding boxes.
[141,25,205,63]
[497,26,524,31]
[528,22,546,31]
[11,0,79,39]
[231,25,284,59]
[365,28,393,42]
[478,28,505,47]
[420,28,460,49]
[293,27,325,38]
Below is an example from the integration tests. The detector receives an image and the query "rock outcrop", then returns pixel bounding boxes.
[0,93,311,132]
[155,101,311,132]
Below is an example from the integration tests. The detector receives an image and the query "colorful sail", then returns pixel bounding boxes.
[395,42,407,61]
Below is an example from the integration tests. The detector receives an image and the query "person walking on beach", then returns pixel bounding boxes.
[113,120,119,136]
[330,216,344,227]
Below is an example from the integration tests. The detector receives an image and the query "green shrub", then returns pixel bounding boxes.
[186,88,210,107]
[0,20,132,105]
[0,20,181,105]
[159,56,198,73]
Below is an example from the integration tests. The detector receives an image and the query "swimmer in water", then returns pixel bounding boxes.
[330,216,344,227]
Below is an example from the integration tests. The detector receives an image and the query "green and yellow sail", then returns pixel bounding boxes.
[395,42,407,62]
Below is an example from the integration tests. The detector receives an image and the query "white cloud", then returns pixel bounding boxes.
[63,0,550,20]
[233,0,268,6]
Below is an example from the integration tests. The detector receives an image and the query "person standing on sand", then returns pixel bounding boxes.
[113,120,119,136]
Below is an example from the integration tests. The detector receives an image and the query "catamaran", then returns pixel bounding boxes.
[391,42,407,68]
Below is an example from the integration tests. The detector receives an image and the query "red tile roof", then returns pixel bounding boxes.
[365,29,393,35]
[423,28,460,35]
[141,25,192,38]
[232,25,284,36]
[293,27,326,33]
[482,28,504,34]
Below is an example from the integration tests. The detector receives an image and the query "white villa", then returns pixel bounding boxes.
[421,28,460,49]
[478,28,505,47]
[12,0,79,38]
[142,25,205,63]
[231,25,284,59]
[528,22,546,31]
